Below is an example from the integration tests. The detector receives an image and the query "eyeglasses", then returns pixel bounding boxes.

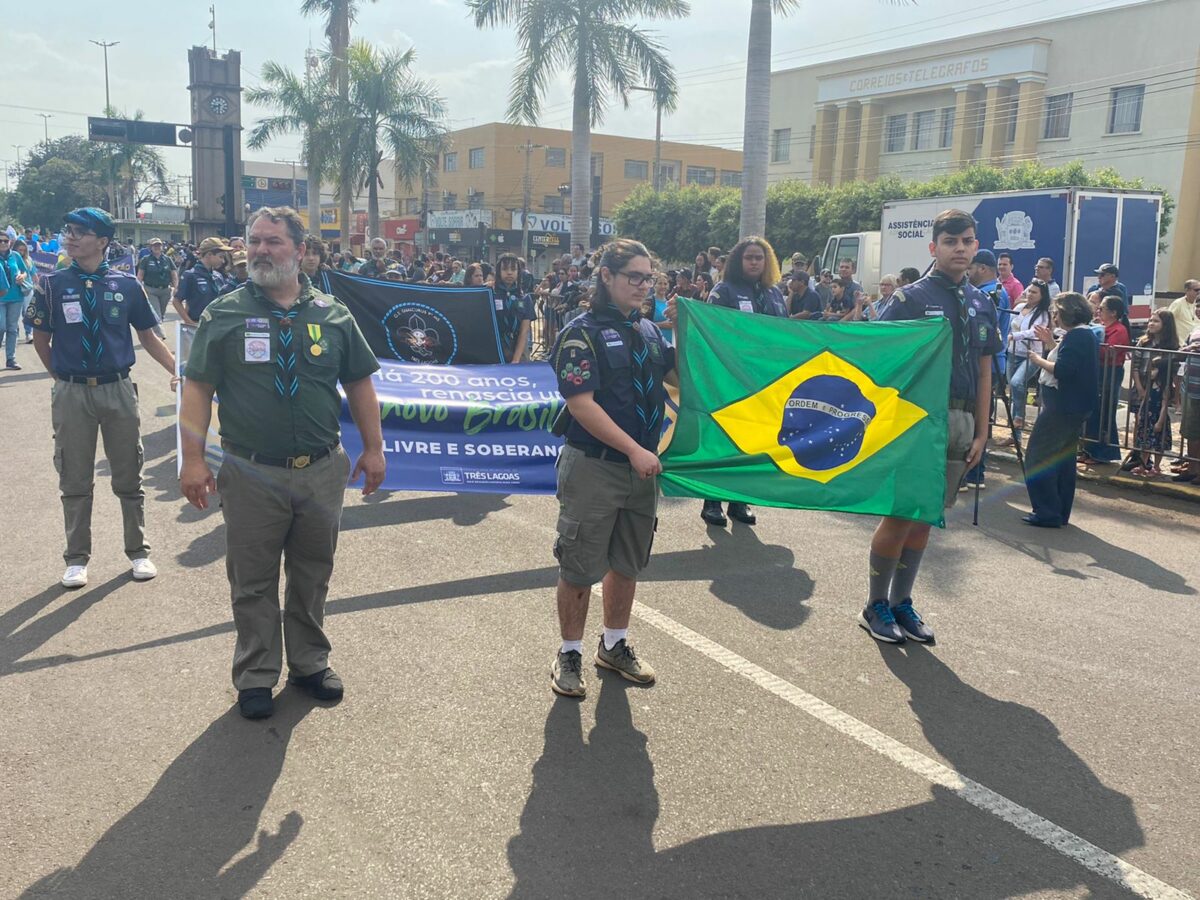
[617,270,654,288]
[62,224,96,239]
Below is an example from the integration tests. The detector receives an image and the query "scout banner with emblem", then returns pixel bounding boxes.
[660,299,952,525]
[320,270,505,365]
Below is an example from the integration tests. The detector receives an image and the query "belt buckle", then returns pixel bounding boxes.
[291,455,311,469]
[86,377,98,387]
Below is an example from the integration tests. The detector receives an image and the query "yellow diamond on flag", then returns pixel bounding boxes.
[711,350,929,484]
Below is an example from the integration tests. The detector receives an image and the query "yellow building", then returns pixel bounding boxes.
[767,0,1200,288]
[414,122,743,231]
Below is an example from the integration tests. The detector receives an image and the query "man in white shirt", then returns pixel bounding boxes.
[1166,279,1199,345]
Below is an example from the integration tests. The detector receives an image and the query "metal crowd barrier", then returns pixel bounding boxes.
[993,344,1199,471]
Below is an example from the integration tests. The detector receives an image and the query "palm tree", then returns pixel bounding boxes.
[245,58,335,235]
[738,0,794,239]
[468,0,687,252]
[301,0,377,249]
[339,41,447,238]
[740,0,913,240]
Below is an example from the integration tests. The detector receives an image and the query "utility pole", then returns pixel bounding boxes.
[277,158,300,210]
[518,138,545,261]
[0,160,10,193]
[11,146,22,183]
[630,86,663,191]
[37,114,53,146]
[89,40,119,112]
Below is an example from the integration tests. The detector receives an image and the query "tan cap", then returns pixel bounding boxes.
[231,250,248,265]
[148,237,163,246]
[198,236,233,253]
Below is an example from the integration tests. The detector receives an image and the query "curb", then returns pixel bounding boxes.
[988,448,1200,505]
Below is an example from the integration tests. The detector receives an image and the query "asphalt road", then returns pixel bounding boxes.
[2,336,1197,900]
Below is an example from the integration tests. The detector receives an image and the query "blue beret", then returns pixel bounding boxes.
[64,207,116,239]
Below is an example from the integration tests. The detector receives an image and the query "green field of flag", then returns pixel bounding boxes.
[660,299,952,525]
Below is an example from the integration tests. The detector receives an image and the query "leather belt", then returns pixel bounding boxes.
[222,440,339,470]
[567,440,630,465]
[57,370,129,386]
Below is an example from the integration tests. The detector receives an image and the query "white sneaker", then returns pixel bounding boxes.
[61,565,88,589]
[131,558,158,581]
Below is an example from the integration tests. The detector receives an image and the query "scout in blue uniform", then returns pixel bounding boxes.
[494,253,534,364]
[173,236,232,327]
[26,208,177,589]
[548,239,676,698]
[863,209,1002,646]
[701,236,787,527]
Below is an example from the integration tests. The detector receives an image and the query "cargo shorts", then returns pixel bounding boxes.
[944,408,976,508]
[553,443,659,586]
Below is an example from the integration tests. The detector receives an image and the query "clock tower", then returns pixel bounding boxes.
[187,46,244,240]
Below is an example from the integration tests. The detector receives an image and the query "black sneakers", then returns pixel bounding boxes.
[288,668,344,701]
[238,688,274,719]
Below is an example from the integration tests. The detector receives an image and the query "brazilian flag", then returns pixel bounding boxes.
[660,299,952,525]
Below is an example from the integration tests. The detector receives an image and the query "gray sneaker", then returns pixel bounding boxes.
[551,650,586,698]
[595,638,656,685]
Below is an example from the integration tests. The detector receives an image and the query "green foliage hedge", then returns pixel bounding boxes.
[613,161,1174,263]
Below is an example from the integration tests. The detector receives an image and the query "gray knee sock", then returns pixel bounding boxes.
[889,547,925,606]
[868,551,899,602]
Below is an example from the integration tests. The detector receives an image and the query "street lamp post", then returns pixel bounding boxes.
[11,146,22,180]
[89,40,119,112]
[37,114,53,146]
[630,86,663,192]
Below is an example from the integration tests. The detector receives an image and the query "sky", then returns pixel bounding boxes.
[1,0,1142,195]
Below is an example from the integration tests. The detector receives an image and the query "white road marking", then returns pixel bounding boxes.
[632,601,1193,900]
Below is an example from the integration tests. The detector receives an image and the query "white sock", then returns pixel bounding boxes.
[602,627,628,650]
[560,640,583,655]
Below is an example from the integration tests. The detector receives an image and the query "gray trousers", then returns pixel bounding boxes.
[145,285,173,320]
[217,446,351,690]
[51,378,148,565]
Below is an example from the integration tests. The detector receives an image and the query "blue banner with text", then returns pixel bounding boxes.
[340,360,565,494]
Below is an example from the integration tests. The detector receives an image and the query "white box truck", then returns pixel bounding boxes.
[881,188,1162,323]
[814,187,1163,324]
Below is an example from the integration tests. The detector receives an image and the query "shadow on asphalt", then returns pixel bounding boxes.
[19,700,312,899]
[507,652,1144,899]
[980,517,1195,595]
[0,369,51,387]
[5,529,814,676]
[0,575,127,678]
[647,524,813,629]
[341,491,512,530]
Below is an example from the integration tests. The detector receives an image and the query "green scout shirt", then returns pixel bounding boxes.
[185,275,380,457]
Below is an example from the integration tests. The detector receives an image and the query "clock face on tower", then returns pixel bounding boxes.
[208,94,230,117]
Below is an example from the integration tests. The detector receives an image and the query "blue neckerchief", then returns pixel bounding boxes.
[70,260,110,369]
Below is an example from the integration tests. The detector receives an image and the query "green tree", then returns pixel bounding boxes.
[301,0,378,246]
[246,56,337,234]
[468,0,686,251]
[338,42,447,238]
[10,159,104,229]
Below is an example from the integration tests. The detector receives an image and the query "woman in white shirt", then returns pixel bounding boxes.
[1001,279,1053,444]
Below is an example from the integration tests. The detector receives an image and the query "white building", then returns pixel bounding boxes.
[767,0,1200,287]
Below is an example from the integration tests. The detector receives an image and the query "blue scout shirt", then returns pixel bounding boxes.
[708,278,788,317]
[494,280,535,361]
[881,270,1002,403]
[177,263,225,320]
[26,263,160,376]
[552,303,675,454]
